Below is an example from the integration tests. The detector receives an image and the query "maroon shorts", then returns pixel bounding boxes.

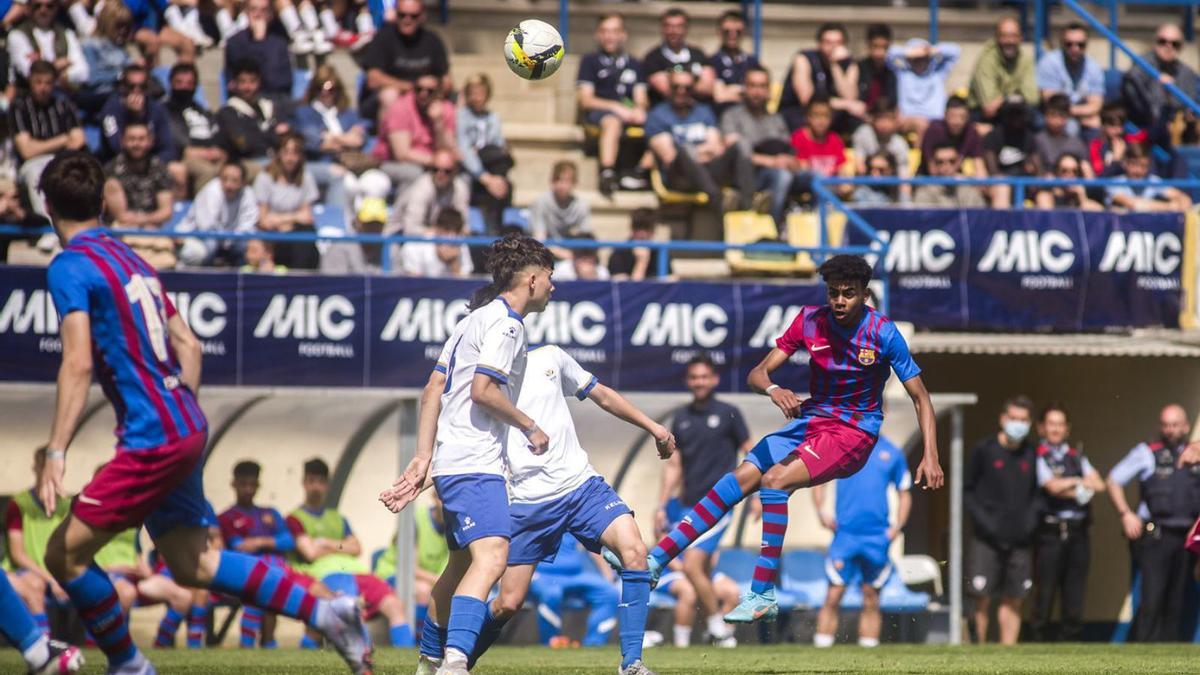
[355,573,393,619]
[73,431,209,537]
[746,413,877,487]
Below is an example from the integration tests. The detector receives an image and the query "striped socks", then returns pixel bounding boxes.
[186,603,208,648]
[750,489,790,595]
[210,552,321,626]
[154,606,183,647]
[240,605,264,648]
[651,473,744,566]
[64,564,138,667]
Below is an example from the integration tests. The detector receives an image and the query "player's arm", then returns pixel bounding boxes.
[40,312,92,514]
[287,516,322,563]
[167,313,201,394]
[891,485,912,541]
[901,374,943,490]
[1038,455,1082,498]
[335,519,363,556]
[586,382,674,457]
[381,369,445,512]
[271,510,296,552]
[747,348,803,419]
[470,372,549,454]
[811,483,835,530]
[1107,446,1150,540]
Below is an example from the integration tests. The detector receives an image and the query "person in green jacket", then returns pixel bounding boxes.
[968,17,1039,126]
[372,489,449,632]
[4,448,71,635]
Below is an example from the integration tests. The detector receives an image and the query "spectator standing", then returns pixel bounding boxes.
[777,22,863,133]
[645,68,755,216]
[1036,23,1104,133]
[1120,23,1197,145]
[389,148,468,236]
[577,13,647,197]
[98,65,176,164]
[791,97,855,199]
[721,65,795,230]
[254,132,321,269]
[913,143,986,208]
[850,97,911,201]
[10,60,85,219]
[1105,143,1192,211]
[103,121,174,229]
[7,0,88,90]
[1035,154,1102,210]
[1033,94,1089,171]
[294,65,365,214]
[399,207,472,277]
[858,24,897,112]
[642,7,714,106]
[372,71,457,197]
[224,0,294,105]
[919,96,986,176]
[709,10,759,112]
[456,73,512,232]
[175,162,259,267]
[529,159,592,243]
[1030,404,1105,642]
[608,207,662,280]
[78,0,136,118]
[1106,404,1200,642]
[853,151,900,206]
[983,98,1040,207]
[887,37,961,136]
[164,62,224,197]
[968,17,1038,127]
[216,59,290,171]
[964,396,1039,645]
[358,0,451,123]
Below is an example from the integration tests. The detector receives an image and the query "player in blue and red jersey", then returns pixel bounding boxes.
[32,151,372,675]
[607,254,944,623]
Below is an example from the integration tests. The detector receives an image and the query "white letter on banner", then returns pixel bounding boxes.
[749,305,802,348]
[692,304,729,348]
[0,289,55,334]
[171,292,227,339]
[1155,233,1181,274]
[631,303,680,346]
[922,230,956,273]
[1040,230,1075,274]
[1098,232,1140,273]
[318,295,355,341]
[978,231,1029,273]
[570,301,606,346]
[254,295,304,338]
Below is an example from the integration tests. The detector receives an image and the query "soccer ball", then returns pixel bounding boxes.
[504,20,565,81]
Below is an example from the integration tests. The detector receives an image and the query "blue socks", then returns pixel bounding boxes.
[418,612,446,659]
[468,605,509,669]
[445,595,487,659]
[0,571,41,652]
[751,488,790,595]
[300,633,320,649]
[65,563,138,667]
[390,623,415,647]
[618,569,651,669]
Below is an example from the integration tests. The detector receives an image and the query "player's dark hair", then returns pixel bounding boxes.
[303,458,330,479]
[468,233,555,311]
[1001,394,1034,414]
[685,353,717,374]
[1039,402,1070,423]
[234,460,261,479]
[29,59,57,80]
[816,22,847,42]
[40,151,105,222]
[818,254,872,288]
[866,23,892,42]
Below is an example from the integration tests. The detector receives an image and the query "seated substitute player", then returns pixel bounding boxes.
[378,234,557,675]
[387,340,673,675]
[5,447,72,637]
[287,458,415,648]
[810,435,912,648]
[606,255,943,624]
[33,151,371,675]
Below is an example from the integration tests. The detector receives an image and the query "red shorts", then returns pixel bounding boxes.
[1187,517,1200,557]
[73,431,209,537]
[354,574,393,619]
[746,413,877,486]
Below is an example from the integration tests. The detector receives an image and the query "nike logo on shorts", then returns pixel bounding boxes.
[78,494,102,506]
[803,444,820,460]
[811,344,831,352]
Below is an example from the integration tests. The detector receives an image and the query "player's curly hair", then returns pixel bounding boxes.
[817,254,873,287]
[468,233,555,310]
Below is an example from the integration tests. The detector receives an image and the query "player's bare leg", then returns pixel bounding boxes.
[997,596,1022,645]
[858,584,881,647]
[814,583,846,647]
[682,550,733,645]
[669,574,697,647]
[973,595,991,643]
[417,549,470,674]
[437,536,508,674]
[597,513,655,675]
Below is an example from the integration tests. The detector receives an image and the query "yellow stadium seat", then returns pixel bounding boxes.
[724,211,801,275]
[768,81,784,114]
[582,123,645,140]
[786,210,848,273]
[907,148,922,176]
[650,168,709,206]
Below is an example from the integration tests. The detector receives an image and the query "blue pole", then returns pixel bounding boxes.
[439,0,447,25]
[753,0,763,60]
[560,0,569,52]
[656,243,670,278]
[1014,183,1026,209]
[1034,0,1046,61]
[930,0,939,44]
[1109,0,1117,70]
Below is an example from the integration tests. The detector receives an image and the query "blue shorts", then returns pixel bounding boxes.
[665,497,730,555]
[508,476,632,565]
[825,531,892,589]
[434,474,511,551]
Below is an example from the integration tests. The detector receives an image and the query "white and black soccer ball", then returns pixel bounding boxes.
[503,20,564,81]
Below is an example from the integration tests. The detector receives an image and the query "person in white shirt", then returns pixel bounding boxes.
[399,208,473,278]
[551,238,610,281]
[380,234,555,675]
[8,0,90,89]
[174,162,259,266]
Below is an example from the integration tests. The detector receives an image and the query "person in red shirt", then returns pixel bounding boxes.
[790,98,854,197]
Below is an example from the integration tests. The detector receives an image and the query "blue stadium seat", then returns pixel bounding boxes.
[779,549,829,609]
[313,204,348,233]
[502,206,529,229]
[369,548,385,571]
[1104,68,1123,103]
[166,201,191,231]
[467,207,487,234]
[292,69,312,102]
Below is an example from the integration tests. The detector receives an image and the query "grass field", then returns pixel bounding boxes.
[7,644,1200,674]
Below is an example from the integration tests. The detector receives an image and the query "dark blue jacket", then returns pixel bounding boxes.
[98,94,177,163]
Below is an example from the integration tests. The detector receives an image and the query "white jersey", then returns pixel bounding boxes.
[430,297,528,478]
[506,345,601,504]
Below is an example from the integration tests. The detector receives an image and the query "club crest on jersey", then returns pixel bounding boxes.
[857,348,876,366]
[707,414,720,429]
[262,513,274,526]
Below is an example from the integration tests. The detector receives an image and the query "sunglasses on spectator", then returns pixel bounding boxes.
[416,86,438,95]
[932,157,957,166]
[869,164,890,172]
[670,84,692,92]
[32,2,54,9]
[1064,40,1086,48]
[123,82,148,92]
[398,11,421,19]
[1157,38,1182,49]
[433,166,456,175]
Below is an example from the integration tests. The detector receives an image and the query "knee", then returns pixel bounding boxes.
[600,115,622,132]
[681,553,705,575]
[861,587,880,611]
[618,540,648,570]
[760,467,788,491]
[494,594,522,620]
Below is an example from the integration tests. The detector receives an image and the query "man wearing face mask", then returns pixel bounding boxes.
[1106,404,1200,642]
[963,395,1039,644]
[163,62,225,197]
[1030,403,1105,643]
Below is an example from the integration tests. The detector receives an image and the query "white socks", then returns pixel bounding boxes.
[672,625,691,648]
[813,633,835,648]
[279,5,303,37]
[22,635,49,670]
[858,637,879,648]
[706,614,732,639]
[298,2,320,30]
[355,10,375,34]
[319,8,339,38]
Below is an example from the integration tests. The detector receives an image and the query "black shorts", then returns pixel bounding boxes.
[968,536,1032,599]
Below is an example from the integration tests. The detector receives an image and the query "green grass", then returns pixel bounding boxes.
[8,644,1200,674]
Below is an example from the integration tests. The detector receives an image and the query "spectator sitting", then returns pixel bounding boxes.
[852,151,900,206]
[1036,22,1104,133]
[919,96,986,176]
[372,71,457,197]
[1106,142,1191,212]
[1034,94,1089,173]
[721,64,796,230]
[254,132,321,269]
[399,207,473,278]
[1121,23,1196,145]
[161,0,215,51]
[8,0,88,91]
[646,68,754,216]
[983,97,1040,207]
[851,97,911,202]
[791,97,855,199]
[577,12,648,197]
[968,17,1038,128]
[456,73,512,232]
[216,59,290,172]
[103,121,174,228]
[643,7,715,106]
[294,65,366,214]
[261,0,332,56]
[1035,153,1101,211]
[224,0,294,106]
[164,62,224,198]
[858,24,897,112]
[530,160,592,249]
[241,238,287,274]
[552,237,610,281]
[608,207,662,280]
[10,60,85,219]
[357,0,451,123]
[390,148,468,237]
[709,10,760,112]
[175,162,259,267]
[98,65,176,164]
[1088,103,1146,177]
[78,0,136,118]
[526,534,619,648]
[120,0,198,68]
[912,142,986,208]
[777,22,863,133]
[887,37,961,136]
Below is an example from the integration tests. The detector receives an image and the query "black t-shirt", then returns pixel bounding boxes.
[643,42,708,104]
[359,26,449,82]
[577,51,644,103]
[709,48,760,85]
[608,245,660,278]
[984,126,1037,176]
[671,398,750,507]
[963,435,1039,547]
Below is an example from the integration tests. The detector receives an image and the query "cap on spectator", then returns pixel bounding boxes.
[357,169,392,200]
[357,197,388,224]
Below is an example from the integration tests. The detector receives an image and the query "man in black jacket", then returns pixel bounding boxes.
[964,395,1039,644]
[215,59,291,175]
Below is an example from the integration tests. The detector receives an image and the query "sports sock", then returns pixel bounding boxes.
[750,488,789,595]
[298,2,320,30]
[299,633,320,649]
[650,473,744,566]
[0,572,42,655]
[155,606,184,647]
[32,612,48,635]
[415,604,429,639]
[210,552,323,627]
[240,605,264,648]
[319,8,340,37]
[706,613,731,639]
[467,605,508,668]
[418,613,445,659]
[186,602,208,648]
[859,636,879,647]
[64,563,138,667]
[445,595,487,660]
[814,632,834,648]
[618,570,651,669]
[279,5,303,37]
[672,624,690,648]
[389,622,414,647]
[164,4,187,31]
[355,10,374,34]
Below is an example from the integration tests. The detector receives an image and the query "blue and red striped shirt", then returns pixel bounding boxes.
[218,504,295,566]
[47,227,206,449]
[775,305,920,437]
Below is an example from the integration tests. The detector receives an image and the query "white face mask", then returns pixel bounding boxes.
[1003,419,1030,443]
